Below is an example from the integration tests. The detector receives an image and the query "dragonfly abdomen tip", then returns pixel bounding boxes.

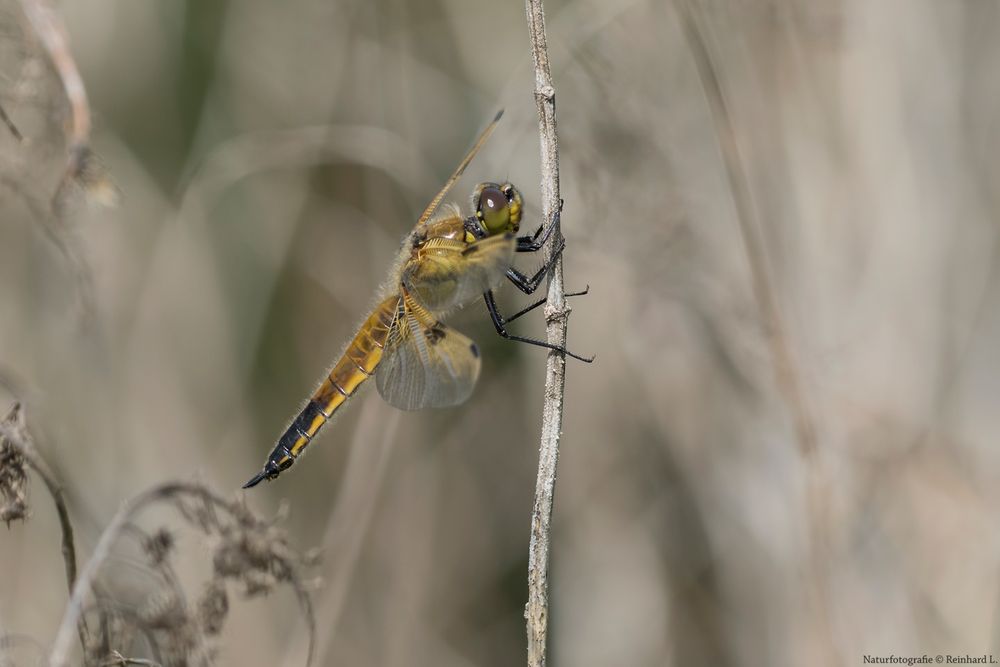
[242,471,268,489]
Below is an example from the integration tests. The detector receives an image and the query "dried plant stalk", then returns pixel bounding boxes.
[675,4,839,665]
[18,0,91,170]
[0,403,86,650]
[523,1,572,665]
[674,1,817,456]
[0,406,79,592]
[12,0,109,319]
[48,481,317,667]
[0,103,23,141]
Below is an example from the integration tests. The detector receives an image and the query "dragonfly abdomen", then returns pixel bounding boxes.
[242,295,400,488]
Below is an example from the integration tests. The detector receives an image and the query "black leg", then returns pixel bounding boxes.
[519,223,544,245]
[484,291,594,363]
[516,225,547,252]
[506,236,565,294]
[505,286,590,324]
[516,205,562,253]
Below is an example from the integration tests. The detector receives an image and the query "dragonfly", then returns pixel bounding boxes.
[243,110,591,489]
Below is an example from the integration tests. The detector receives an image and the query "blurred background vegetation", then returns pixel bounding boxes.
[2,0,1000,664]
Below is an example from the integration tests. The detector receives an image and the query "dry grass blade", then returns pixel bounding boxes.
[674,3,839,664]
[17,0,90,203]
[15,0,118,217]
[0,102,23,141]
[673,1,817,457]
[1,0,105,322]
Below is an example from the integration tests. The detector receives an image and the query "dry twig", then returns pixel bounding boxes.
[0,404,79,593]
[18,0,91,200]
[0,102,23,141]
[523,1,574,665]
[8,0,109,321]
[101,651,162,667]
[0,403,86,650]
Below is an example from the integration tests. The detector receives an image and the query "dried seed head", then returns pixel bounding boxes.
[197,580,229,636]
[143,527,175,566]
[0,405,29,526]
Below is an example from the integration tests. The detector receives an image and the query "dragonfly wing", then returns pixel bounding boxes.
[376,301,482,411]
[403,233,515,314]
[417,109,503,226]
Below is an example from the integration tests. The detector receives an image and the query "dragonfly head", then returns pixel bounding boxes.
[472,182,522,236]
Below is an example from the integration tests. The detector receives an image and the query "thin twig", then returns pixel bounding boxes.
[18,0,116,217]
[11,0,102,319]
[0,404,86,651]
[523,1,572,665]
[18,0,91,172]
[101,651,162,667]
[0,174,97,321]
[0,102,23,141]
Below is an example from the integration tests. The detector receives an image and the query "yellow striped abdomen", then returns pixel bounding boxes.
[243,295,400,487]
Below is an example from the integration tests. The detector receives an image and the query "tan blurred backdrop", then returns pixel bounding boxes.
[2,0,1000,665]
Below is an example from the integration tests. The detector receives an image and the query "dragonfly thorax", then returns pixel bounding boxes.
[471,182,522,236]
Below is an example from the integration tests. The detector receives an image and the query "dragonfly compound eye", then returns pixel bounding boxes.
[500,183,522,230]
[477,184,511,235]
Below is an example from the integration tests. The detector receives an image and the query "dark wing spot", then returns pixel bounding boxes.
[424,325,446,345]
[469,342,479,358]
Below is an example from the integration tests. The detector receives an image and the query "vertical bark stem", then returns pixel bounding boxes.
[523,1,571,665]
